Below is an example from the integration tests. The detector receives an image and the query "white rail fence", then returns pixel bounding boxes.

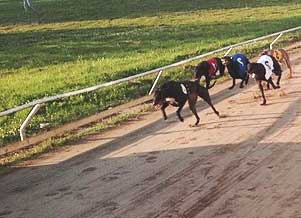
[1,26,300,141]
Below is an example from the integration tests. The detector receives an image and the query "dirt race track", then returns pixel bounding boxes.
[0,44,301,218]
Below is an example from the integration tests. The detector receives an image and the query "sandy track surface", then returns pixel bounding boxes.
[0,45,300,218]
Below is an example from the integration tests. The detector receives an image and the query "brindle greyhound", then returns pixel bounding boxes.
[264,49,292,78]
[153,80,220,126]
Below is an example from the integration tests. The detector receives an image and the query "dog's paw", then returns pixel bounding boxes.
[228,86,234,90]
[219,114,227,118]
[189,122,200,127]
[260,102,267,106]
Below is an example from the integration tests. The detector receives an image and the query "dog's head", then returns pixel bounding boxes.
[221,56,231,66]
[153,88,166,109]
[271,49,285,62]
[247,63,258,78]
[247,63,256,78]
[194,61,207,80]
[247,63,253,73]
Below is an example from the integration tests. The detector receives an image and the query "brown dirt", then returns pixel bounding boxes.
[0,44,301,218]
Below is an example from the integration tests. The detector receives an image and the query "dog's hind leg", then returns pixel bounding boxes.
[258,81,267,105]
[285,54,293,78]
[267,78,279,89]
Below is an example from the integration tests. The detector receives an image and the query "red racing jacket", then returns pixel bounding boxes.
[207,58,219,77]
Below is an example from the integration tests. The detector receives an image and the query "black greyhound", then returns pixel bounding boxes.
[247,62,280,105]
[153,80,220,126]
[194,57,225,89]
[222,54,250,89]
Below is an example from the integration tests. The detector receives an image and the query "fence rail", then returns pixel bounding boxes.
[1,26,300,118]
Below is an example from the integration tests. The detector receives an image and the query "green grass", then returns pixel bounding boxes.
[0,0,300,146]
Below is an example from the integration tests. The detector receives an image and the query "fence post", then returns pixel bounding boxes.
[19,104,41,141]
[224,47,233,56]
[270,33,283,50]
[149,70,163,95]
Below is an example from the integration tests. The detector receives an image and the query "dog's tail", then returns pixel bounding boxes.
[196,84,220,117]
[207,80,216,89]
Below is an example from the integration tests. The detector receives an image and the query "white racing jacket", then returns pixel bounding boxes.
[257,55,274,80]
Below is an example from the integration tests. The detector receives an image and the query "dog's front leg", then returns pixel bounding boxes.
[245,73,249,85]
[229,78,235,89]
[239,79,245,88]
[258,81,266,105]
[176,102,185,122]
[267,78,279,89]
